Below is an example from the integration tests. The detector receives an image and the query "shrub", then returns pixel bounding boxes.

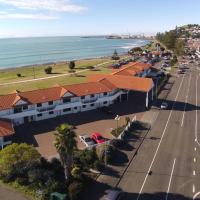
[93,160,104,171]
[68,181,83,200]
[112,50,120,60]
[44,66,52,74]
[0,143,40,176]
[69,61,75,70]
[17,73,21,77]
[71,167,82,179]
[79,149,98,168]
[110,125,126,138]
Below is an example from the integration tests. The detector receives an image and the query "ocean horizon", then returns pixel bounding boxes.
[0,36,150,70]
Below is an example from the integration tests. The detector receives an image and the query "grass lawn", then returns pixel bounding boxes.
[0,58,111,84]
[0,66,112,95]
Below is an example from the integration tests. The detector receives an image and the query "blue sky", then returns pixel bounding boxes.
[0,0,199,38]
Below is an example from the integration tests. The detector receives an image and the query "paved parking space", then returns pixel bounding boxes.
[13,93,146,158]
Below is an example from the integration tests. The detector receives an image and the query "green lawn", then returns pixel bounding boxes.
[0,58,111,84]
[0,66,112,95]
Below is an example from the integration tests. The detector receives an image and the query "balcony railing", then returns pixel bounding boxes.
[81,97,98,104]
[37,105,56,112]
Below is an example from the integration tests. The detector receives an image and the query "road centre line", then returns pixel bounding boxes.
[195,75,199,146]
[165,158,176,200]
[193,170,196,176]
[193,184,196,194]
[194,158,196,163]
[195,147,197,151]
[181,73,192,127]
[136,75,185,200]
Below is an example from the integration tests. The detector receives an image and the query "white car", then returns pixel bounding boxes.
[79,134,95,147]
[161,102,168,109]
[102,189,125,200]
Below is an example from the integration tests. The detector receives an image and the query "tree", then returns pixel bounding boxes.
[54,123,77,180]
[0,143,40,175]
[174,39,185,56]
[69,61,75,70]
[44,66,52,74]
[112,49,120,60]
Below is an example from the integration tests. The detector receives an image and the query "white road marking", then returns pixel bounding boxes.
[194,158,196,163]
[193,170,196,176]
[193,191,200,199]
[195,147,197,151]
[193,184,196,193]
[181,74,191,127]
[165,158,176,200]
[195,75,199,146]
[136,74,185,200]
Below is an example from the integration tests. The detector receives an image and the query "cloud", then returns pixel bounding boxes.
[0,12,58,20]
[0,0,87,13]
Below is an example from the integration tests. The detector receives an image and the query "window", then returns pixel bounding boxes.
[14,107,22,113]
[103,92,107,96]
[90,104,94,107]
[81,96,85,99]
[74,107,77,110]
[23,105,28,110]
[37,113,42,117]
[82,105,86,108]
[90,94,95,98]
[63,108,71,112]
[37,103,42,107]
[48,101,53,105]
[63,98,71,103]
[103,101,108,104]
[49,111,54,115]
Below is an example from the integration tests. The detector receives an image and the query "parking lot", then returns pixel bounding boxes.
[13,92,146,158]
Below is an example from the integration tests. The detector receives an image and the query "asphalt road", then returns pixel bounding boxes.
[117,64,200,200]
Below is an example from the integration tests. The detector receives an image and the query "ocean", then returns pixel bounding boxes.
[0,36,150,69]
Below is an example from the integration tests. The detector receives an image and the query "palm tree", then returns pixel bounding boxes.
[54,123,77,180]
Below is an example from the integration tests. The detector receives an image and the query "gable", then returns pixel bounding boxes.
[15,99,27,106]
[63,92,73,98]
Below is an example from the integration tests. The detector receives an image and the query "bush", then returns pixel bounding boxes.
[44,66,52,74]
[71,167,82,179]
[69,61,75,70]
[110,125,126,138]
[105,145,117,164]
[79,149,98,168]
[112,50,120,60]
[68,181,83,200]
[93,160,104,171]
[17,73,21,77]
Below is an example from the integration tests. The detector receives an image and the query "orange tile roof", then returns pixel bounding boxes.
[64,82,112,96]
[99,75,153,92]
[0,118,14,137]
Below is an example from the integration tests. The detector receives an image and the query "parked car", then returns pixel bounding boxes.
[92,132,106,144]
[160,102,168,109]
[79,134,95,147]
[102,189,125,200]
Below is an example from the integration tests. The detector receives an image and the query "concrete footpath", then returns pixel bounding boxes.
[0,183,29,200]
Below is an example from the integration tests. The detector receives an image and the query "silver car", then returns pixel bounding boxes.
[161,102,168,109]
[102,189,125,200]
[79,134,95,147]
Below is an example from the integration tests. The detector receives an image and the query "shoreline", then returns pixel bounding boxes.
[0,40,151,72]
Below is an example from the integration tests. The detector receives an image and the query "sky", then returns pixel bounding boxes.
[0,0,200,38]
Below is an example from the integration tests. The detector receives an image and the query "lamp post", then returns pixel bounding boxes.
[114,115,120,136]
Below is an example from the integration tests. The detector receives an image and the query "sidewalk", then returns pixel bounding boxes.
[0,183,29,200]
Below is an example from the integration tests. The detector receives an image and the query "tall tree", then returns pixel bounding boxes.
[112,49,120,60]
[54,123,77,180]
[68,61,75,70]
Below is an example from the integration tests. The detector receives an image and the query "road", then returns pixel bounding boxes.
[116,64,200,200]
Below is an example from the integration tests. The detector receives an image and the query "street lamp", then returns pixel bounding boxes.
[114,115,120,136]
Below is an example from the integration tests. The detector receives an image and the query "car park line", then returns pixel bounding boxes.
[136,74,185,200]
